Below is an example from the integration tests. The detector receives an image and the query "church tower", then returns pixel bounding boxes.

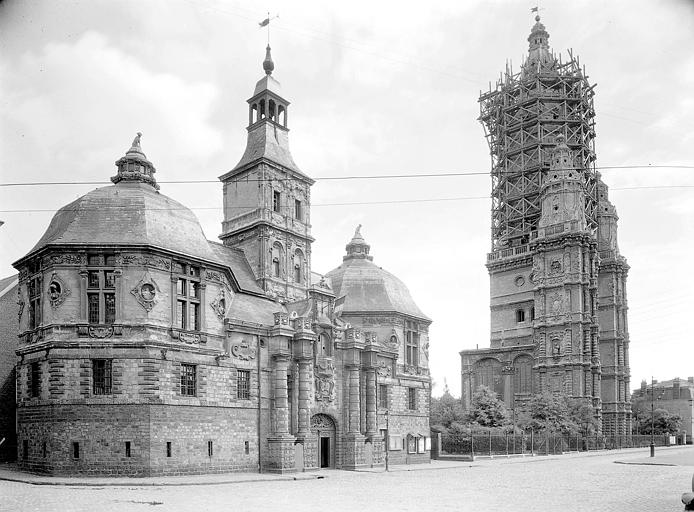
[532,135,601,426]
[462,16,631,438]
[220,46,314,302]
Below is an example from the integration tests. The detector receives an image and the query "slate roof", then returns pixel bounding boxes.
[221,122,311,182]
[326,257,430,321]
[227,292,283,326]
[20,182,266,296]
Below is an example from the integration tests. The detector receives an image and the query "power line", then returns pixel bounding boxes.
[0,165,691,188]
[0,185,692,214]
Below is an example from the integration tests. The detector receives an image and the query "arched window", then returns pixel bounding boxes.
[259,99,266,119]
[294,250,303,284]
[268,99,276,121]
[513,355,533,395]
[473,358,503,399]
[271,243,284,278]
[516,309,525,323]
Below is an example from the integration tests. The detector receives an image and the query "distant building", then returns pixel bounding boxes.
[10,46,431,476]
[632,378,694,443]
[460,16,631,436]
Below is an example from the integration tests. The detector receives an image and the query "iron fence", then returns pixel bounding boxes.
[440,431,671,457]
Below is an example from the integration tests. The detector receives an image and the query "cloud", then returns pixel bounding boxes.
[0,31,222,180]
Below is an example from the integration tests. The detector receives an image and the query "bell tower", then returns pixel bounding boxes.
[219,46,314,302]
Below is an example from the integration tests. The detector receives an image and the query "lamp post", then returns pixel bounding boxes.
[650,376,655,458]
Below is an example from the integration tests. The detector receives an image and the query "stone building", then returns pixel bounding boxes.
[632,378,694,443]
[0,275,19,461]
[11,47,431,475]
[460,17,631,436]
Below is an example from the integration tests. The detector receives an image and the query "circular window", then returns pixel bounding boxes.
[141,283,155,300]
[514,275,525,287]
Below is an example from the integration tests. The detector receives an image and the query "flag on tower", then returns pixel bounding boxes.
[259,18,270,27]
[531,6,539,13]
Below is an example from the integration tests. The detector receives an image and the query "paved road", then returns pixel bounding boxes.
[3,447,693,511]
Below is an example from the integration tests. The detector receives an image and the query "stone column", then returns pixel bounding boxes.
[266,353,296,473]
[273,355,291,435]
[347,364,361,433]
[342,363,366,469]
[365,368,377,438]
[296,358,311,436]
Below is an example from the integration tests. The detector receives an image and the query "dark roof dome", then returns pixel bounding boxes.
[325,226,430,321]
[20,135,263,295]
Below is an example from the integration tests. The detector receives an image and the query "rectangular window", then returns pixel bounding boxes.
[28,275,41,329]
[73,442,80,459]
[408,387,417,410]
[88,271,100,288]
[88,294,99,324]
[23,440,28,461]
[405,320,419,366]
[104,294,116,324]
[378,384,388,409]
[237,370,250,400]
[92,359,112,395]
[208,440,213,457]
[244,441,249,455]
[176,265,200,331]
[86,255,116,324]
[166,442,172,457]
[42,442,47,458]
[30,361,40,398]
[294,199,302,220]
[180,364,196,396]
[273,190,281,213]
[125,441,131,458]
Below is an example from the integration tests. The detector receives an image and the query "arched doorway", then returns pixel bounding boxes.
[311,414,336,468]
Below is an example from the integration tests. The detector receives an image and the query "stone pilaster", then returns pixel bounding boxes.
[365,368,377,438]
[293,357,318,471]
[265,354,296,473]
[342,363,366,470]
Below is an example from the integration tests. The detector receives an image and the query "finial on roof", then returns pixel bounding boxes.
[344,225,372,261]
[354,224,362,239]
[112,132,159,189]
[263,45,274,76]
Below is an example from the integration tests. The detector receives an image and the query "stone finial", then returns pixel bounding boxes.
[111,132,159,189]
[263,45,274,76]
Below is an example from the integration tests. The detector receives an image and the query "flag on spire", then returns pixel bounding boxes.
[531,6,539,12]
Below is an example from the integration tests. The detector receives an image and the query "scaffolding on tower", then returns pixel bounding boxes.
[479,26,598,252]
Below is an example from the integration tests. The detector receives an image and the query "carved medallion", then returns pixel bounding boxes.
[231,341,255,361]
[382,329,399,349]
[211,289,228,321]
[514,275,525,287]
[131,272,159,312]
[376,360,392,378]
[47,272,71,309]
[549,260,562,275]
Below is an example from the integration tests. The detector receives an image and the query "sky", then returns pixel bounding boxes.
[1,0,693,398]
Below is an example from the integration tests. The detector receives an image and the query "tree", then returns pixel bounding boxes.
[430,385,466,431]
[517,393,576,434]
[466,385,509,428]
[636,408,682,435]
[567,398,598,436]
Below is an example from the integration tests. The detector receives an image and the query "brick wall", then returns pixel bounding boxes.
[0,279,18,461]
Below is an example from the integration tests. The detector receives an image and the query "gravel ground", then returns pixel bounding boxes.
[2,446,693,512]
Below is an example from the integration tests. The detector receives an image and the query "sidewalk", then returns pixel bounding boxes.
[0,463,324,487]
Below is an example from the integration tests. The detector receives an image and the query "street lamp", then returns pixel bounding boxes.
[650,376,655,458]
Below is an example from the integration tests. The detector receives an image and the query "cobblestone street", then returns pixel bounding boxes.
[3,446,693,512]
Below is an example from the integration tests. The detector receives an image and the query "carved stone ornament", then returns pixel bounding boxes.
[364,331,378,344]
[170,329,203,344]
[231,340,255,361]
[376,360,392,378]
[310,414,335,430]
[550,259,562,275]
[550,333,562,357]
[131,272,159,312]
[274,312,289,326]
[403,364,422,376]
[422,341,430,359]
[314,358,335,378]
[502,364,514,374]
[47,272,71,309]
[550,292,563,315]
[45,253,84,266]
[315,376,335,404]
[383,330,400,349]
[120,254,171,271]
[210,289,228,321]
[17,298,25,321]
[514,275,525,287]
[89,326,114,339]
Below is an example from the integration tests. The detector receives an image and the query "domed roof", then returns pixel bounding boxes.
[19,135,264,295]
[325,226,430,321]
